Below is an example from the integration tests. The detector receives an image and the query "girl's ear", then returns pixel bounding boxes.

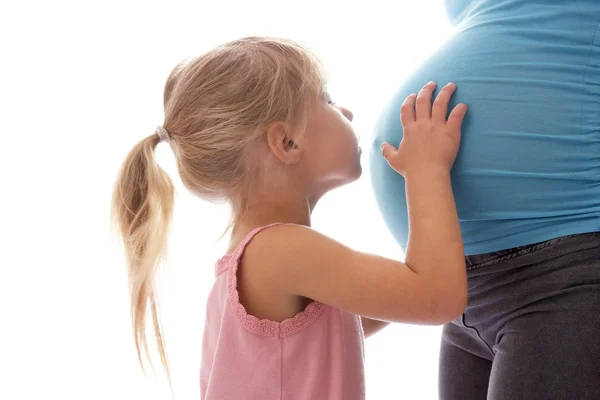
[266,122,301,164]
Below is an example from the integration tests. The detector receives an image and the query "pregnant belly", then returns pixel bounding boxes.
[369,13,600,255]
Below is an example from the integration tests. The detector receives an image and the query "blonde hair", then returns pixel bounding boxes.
[110,37,327,385]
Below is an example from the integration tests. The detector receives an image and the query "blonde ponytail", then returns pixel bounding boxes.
[110,132,174,385]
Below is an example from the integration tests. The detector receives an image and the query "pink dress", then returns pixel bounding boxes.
[200,223,366,399]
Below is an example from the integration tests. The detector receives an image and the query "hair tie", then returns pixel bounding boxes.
[156,125,170,143]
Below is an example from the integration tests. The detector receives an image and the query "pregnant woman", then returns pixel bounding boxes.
[370,1,600,399]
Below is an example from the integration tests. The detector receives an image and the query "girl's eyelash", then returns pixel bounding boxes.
[324,91,335,105]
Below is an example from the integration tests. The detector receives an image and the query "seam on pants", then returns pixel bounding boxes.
[461,314,494,356]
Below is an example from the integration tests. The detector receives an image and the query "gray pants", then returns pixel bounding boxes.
[439,232,600,400]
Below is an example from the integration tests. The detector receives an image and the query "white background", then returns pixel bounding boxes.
[1,1,453,398]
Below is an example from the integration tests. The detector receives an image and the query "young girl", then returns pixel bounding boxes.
[111,37,468,399]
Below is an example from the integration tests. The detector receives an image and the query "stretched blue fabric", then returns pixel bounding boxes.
[370,0,600,255]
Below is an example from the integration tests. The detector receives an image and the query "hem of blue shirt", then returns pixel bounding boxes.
[462,219,600,256]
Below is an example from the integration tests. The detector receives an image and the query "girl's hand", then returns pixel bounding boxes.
[381,81,467,177]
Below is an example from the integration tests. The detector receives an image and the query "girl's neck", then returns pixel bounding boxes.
[227,199,312,254]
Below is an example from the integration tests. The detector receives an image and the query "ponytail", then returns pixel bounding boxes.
[110,132,174,387]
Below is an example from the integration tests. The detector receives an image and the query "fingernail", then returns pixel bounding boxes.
[447,82,455,88]
[380,143,385,150]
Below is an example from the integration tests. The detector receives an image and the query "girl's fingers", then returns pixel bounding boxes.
[432,82,456,123]
[446,103,468,134]
[416,81,436,120]
[400,93,417,126]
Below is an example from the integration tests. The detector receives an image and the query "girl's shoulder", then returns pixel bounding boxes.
[224,222,330,331]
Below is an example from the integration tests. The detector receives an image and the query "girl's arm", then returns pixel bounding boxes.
[246,82,468,325]
[248,178,465,326]
[361,317,390,338]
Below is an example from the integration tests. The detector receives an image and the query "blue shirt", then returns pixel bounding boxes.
[370,0,600,255]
